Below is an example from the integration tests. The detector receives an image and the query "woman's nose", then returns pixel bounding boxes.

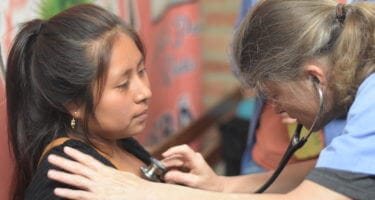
[134,77,152,103]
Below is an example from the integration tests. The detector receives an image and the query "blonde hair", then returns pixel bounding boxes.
[233,0,375,112]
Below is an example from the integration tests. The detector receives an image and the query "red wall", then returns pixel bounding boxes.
[0,79,13,200]
[134,1,202,146]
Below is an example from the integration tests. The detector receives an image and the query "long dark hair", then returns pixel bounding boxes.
[6,4,145,200]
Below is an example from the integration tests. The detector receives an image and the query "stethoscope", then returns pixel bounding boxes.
[140,78,325,193]
[255,78,324,193]
[140,157,166,182]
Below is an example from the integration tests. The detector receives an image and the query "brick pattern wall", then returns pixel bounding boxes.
[199,0,242,110]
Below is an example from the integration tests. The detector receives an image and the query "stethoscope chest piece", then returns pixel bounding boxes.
[140,157,166,182]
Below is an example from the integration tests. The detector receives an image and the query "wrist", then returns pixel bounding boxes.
[214,175,227,192]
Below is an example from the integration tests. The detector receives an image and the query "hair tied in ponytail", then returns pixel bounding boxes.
[33,19,47,36]
[336,3,346,24]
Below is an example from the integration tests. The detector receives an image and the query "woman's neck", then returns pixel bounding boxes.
[92,137,145,176]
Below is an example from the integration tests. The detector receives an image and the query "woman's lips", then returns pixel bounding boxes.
[133,110,148,121]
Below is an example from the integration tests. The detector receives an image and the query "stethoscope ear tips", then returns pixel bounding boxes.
[312,76,320,84]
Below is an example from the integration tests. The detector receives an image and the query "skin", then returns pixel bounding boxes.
[87,33,151,141]
[46,61,351,199]
[68,32,152,174]
[279,112,297,124]
[264,79,319,130]
[47,145,349,200]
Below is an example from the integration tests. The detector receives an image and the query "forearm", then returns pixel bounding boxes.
[221,159,316,193]
[152,182,285,200]
[151,178,348,200]
[47,147,349,200]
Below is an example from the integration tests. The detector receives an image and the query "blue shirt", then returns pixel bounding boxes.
[317,73,375,175]
[323,119,346,145]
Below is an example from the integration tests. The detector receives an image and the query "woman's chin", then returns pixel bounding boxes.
[129,125,147,136]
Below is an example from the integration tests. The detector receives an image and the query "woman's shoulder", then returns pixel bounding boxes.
[315,73,375,180]
[356,73,375,97]
[44,139,115,167]
[348,73,375,122]
[24,139,114,200]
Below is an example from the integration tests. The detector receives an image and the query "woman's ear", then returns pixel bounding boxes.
[64,101,84,120]
[303,60,327,87]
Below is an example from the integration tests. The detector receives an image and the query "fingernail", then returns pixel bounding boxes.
[47,154,57,162]
[63,146,73,153]
[54,188,65,195]
[47,169,56,178]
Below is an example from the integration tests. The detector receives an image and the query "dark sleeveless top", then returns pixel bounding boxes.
[25,138,151,200]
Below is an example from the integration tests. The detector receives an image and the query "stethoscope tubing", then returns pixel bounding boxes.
[255,81,324,193]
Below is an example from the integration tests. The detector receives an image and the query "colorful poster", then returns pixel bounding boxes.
[130,0,202,147]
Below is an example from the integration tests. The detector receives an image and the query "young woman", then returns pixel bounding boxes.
[45,0,375,199]
[6,4,152,200]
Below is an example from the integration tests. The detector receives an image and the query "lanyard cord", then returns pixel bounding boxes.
[255,82,324,193]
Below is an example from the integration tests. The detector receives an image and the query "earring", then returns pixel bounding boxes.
[70,117,76,129]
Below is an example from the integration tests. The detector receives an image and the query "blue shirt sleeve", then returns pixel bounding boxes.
[323,119,346,146]
[316,73,375,175]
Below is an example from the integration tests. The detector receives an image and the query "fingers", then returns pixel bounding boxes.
[163,169,198,187]
[162,144,195,157]
[162,145,210,172]
[162,144,202,171]
[63,147,105,171]
[48,169,91,190]
[54,188,94,200]
[162,144,197,164]
[161,155,184,168]
[48,154,93,178]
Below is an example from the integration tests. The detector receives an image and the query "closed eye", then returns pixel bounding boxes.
[117,81,129,90]
[138,67,147,76]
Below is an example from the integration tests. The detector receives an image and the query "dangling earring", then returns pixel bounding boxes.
[70,117,76,129]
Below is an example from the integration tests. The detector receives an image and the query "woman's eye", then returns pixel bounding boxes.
[138,67,147,75]
[117,82,129,89]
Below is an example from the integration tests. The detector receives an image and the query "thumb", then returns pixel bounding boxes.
[164,170,198,187]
